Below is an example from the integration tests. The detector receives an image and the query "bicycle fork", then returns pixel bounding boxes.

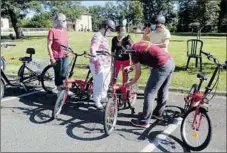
[192,106,204,131]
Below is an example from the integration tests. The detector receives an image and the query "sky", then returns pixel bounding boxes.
[81,1,107,7]
[26,1,108,18]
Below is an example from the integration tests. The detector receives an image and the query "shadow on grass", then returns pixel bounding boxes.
[171,40,185,42]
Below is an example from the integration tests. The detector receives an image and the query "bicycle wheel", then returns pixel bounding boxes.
[181,107,212,151]
[52,90,67,119]
[18,64,36,86]
[128,81,138,106]
[0,79,5,100]
[86,77,93,99]
[104,96,118,136]
[41,65,55,93]
[184,84,198,113]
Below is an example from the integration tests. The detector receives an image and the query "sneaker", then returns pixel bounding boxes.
[94,101,104,110]
[131,119,150,128]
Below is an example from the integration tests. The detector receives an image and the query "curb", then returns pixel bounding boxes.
[4,73,226,97]
[138,85,227,97]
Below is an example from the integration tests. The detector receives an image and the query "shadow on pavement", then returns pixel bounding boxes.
[7,91,186,142]
[147,131,191,152]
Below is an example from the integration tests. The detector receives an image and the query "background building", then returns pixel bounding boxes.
[1,18,9,31]
[67,13,92,32]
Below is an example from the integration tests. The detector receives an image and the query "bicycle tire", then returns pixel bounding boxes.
[104,96,118,136]
[1,79,5,100]
[41,65,55,93]
[86,77,93,99]
[184,84,198,113]
[18,64,36,86]
[181,107,212,151]
[52,90,67,119]
[128,79,138,106]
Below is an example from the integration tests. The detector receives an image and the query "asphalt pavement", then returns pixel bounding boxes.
[1,87,226,152]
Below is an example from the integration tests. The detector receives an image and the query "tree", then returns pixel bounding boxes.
[42,1,85,22]
[193,0,220,31]
[88,5,105,32]
[1,0,40,38]
[117,1,144,29]
[21,12,53,28]
[218,0,227,32]
[178,0,197,32]
[140,0,175,24]
[178,0,220,32]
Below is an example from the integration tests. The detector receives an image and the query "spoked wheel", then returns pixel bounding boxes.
[52,90,67,119]
[85,77,93,99]
[104,96,118,136]
[181,107,212,151]
[41,65,55,93]
[128,81,138,106]
[184,84,198,114]
[18,65,36,87]
[0,79,5,100]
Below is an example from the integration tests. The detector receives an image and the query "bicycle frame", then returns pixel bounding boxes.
[59,45,94,98]
[185,51,227,131]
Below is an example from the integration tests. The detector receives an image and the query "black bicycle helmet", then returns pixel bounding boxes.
[102,19,116,32]
[154,15,166,24]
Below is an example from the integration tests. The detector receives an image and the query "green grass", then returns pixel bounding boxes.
[1,32,226,91]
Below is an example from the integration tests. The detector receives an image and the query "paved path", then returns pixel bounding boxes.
[1,87,226,152]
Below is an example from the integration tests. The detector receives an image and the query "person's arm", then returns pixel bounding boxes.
[152,29,170,49]
[152,38,169,48]
[130,62,141,85]
[90,34,101,74]
[47,30,55,64]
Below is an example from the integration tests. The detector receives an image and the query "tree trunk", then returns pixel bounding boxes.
[8,8,21,39]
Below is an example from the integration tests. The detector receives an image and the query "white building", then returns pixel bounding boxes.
[1,18,9,31]
[67,13,92,32]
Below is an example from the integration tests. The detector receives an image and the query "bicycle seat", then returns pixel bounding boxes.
[197,72,208,81]
[124,67,133,73]
[26,48,35,54]
[19,56,32,62]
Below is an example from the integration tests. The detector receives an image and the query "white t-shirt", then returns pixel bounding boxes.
[150,27,171,52]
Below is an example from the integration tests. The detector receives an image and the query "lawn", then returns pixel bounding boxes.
[1,32,226,91]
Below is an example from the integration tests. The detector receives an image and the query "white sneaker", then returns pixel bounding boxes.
[95,101,103,110]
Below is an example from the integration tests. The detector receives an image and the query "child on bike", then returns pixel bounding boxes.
[122,38,175,128]
[89,20,116,109]
[47,13,70,92]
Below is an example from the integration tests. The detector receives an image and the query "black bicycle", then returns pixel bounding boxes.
[17,48,55,92]
[1,44,27,100]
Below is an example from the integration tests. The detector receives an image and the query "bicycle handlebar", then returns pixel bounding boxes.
[96,49,136,58]
[60,45,94,58]
[201,50,227,70]
[201,50,219,65]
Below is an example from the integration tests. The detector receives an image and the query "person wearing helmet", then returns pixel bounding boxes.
[89,19,116,109]
[47,13,70,93]
[150,15,171,52]
[111,22,132,85]
[142,23,151,41]
[123,40,175,128]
